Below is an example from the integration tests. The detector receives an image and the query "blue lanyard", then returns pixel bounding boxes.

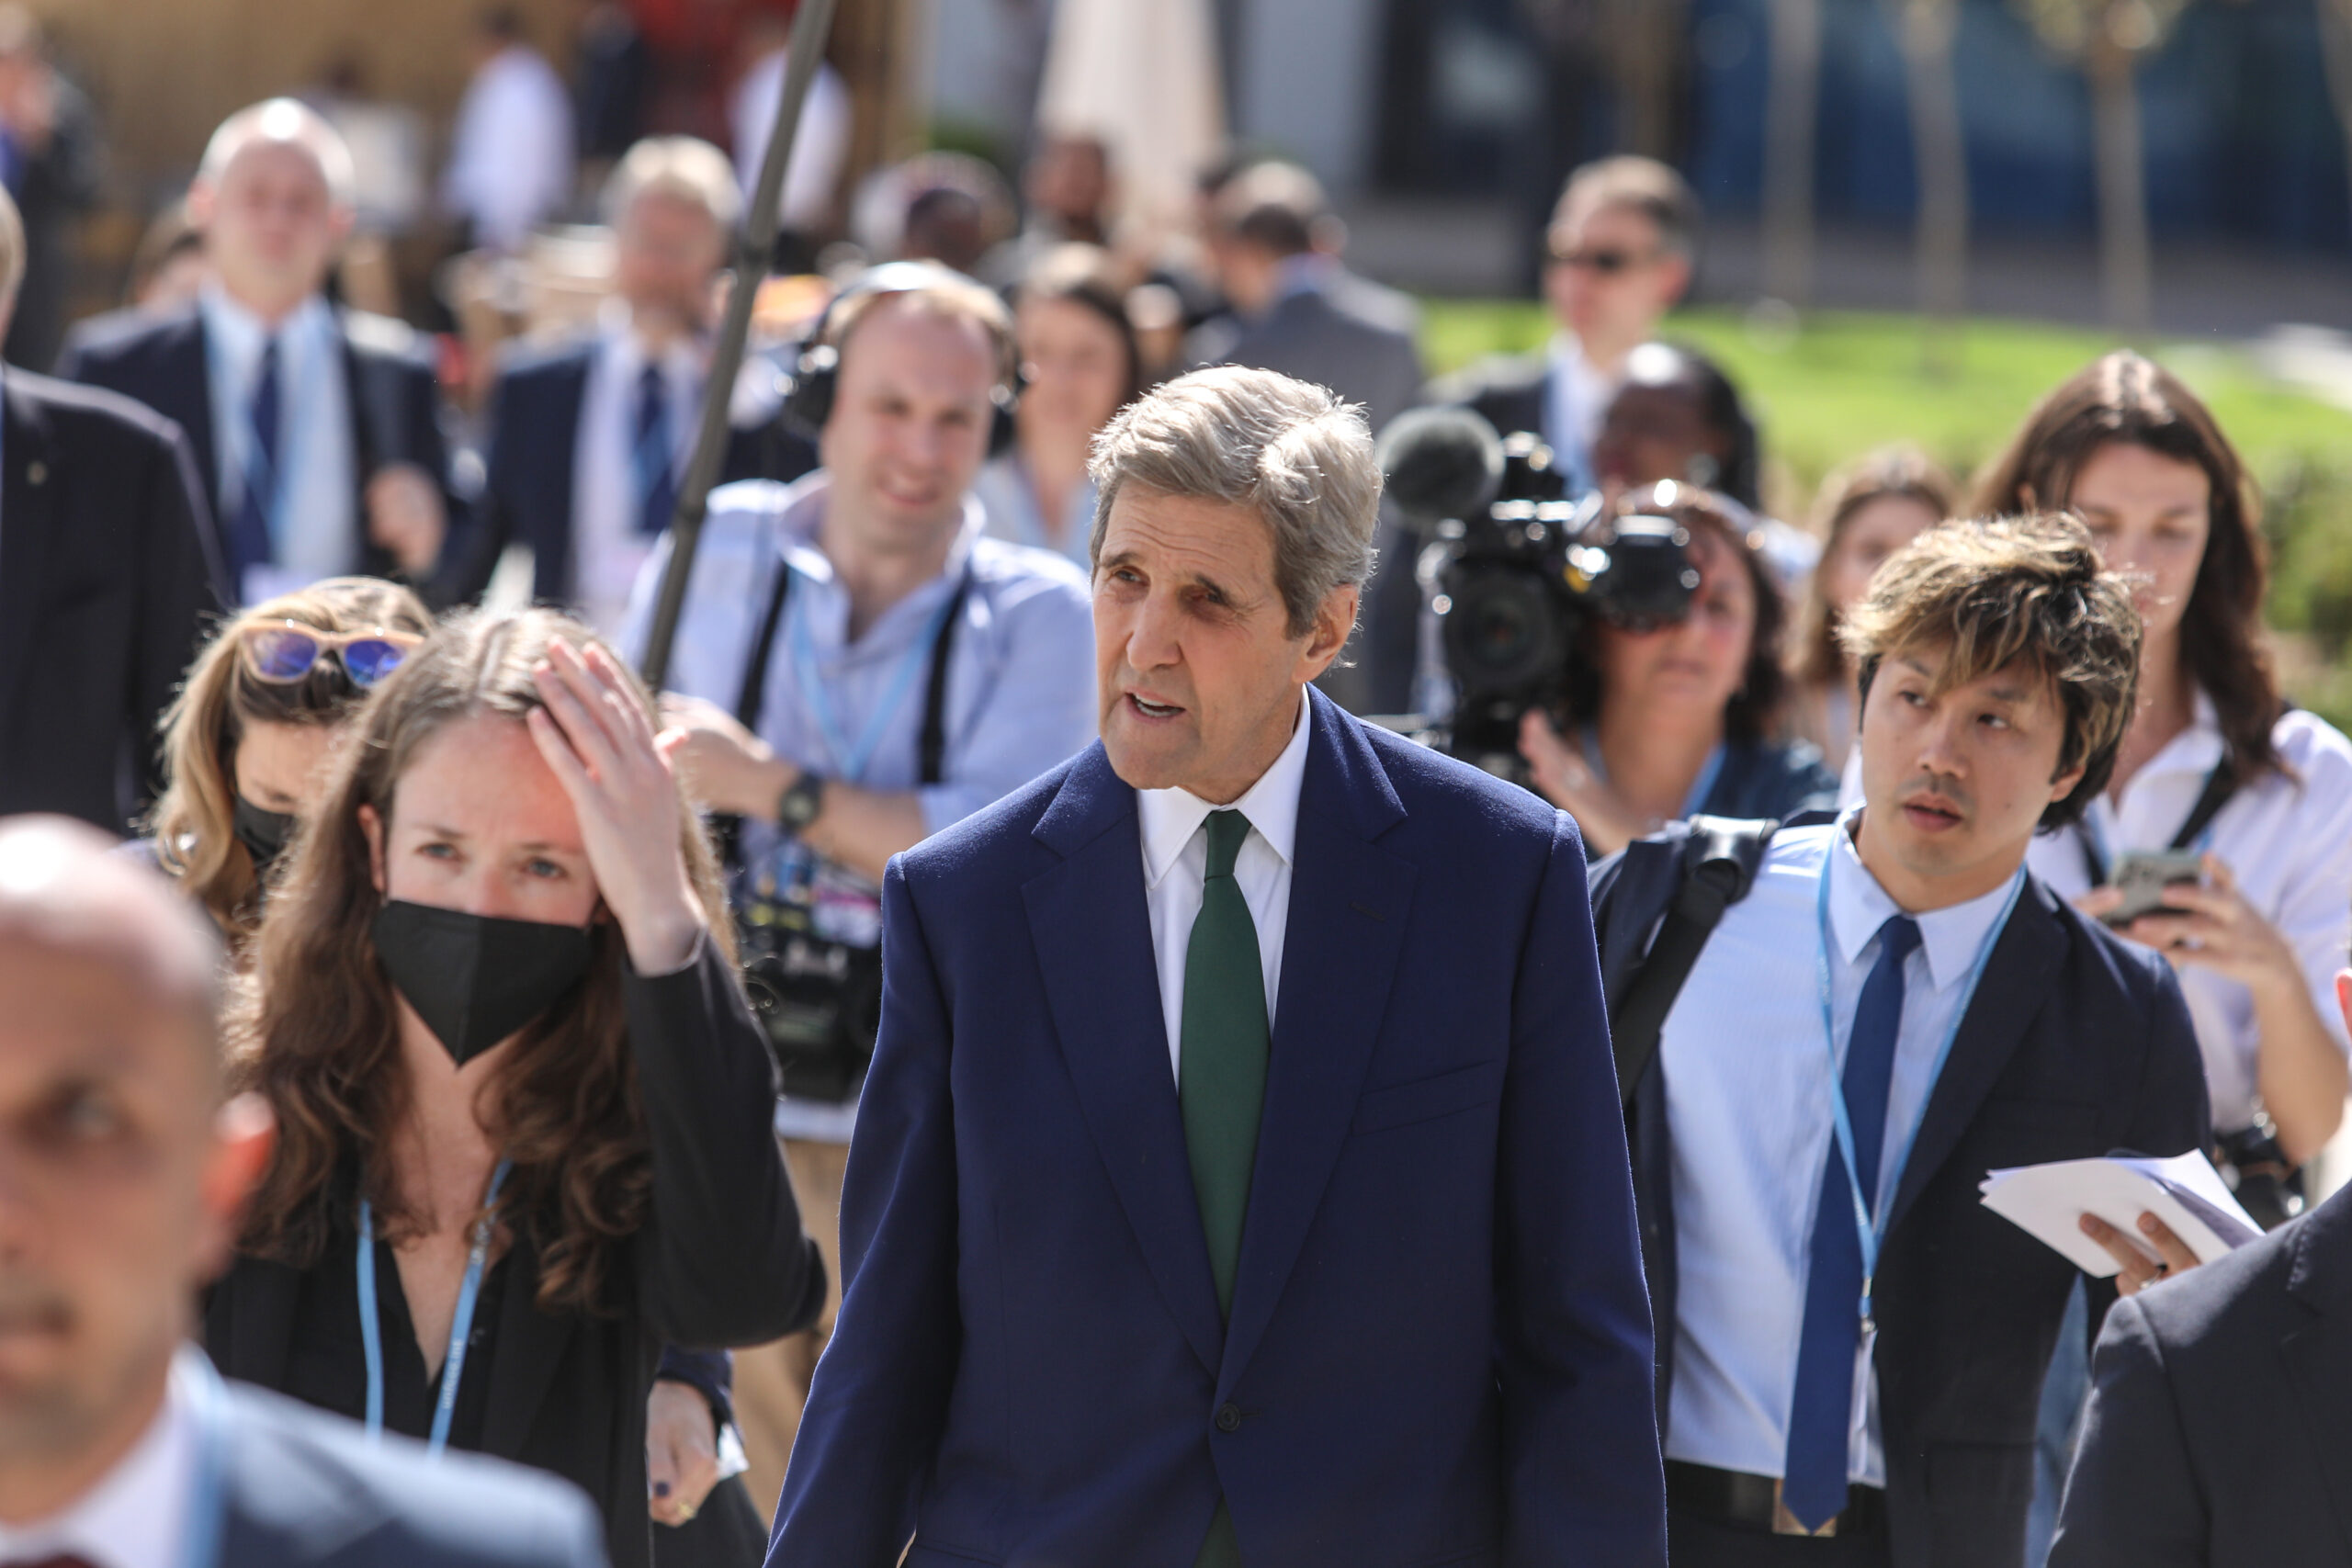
[785,567,960,785]
[1579,727,1726,821]
[180,1349,232,1568]
[1814,844,2024,1331]
[356,1157,512,1457]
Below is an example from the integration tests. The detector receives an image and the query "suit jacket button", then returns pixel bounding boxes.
[1215,1404,1242,1433]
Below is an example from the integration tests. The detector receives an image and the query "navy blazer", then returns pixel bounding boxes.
[457,337,817,608]
[0,367,224,832]
[55,302,469,601]
[769,689,1666,1568]
[2050,1181,2352,1567]
[1591,819,2211,1568]
[216,1377,606,1566]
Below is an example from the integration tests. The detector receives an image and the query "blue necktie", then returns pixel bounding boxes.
[1782,912,1921,1532]
[228,335,282,586]
[632,362,677,536]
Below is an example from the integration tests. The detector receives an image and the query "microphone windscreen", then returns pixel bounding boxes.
[1376,407,1505,527]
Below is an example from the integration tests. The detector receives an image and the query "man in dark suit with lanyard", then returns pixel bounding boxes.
[0,181,222,834]
[0,816,605,1568]
[56,98,462,608]
[455,134,815,633]
[1589,515,2211,1567]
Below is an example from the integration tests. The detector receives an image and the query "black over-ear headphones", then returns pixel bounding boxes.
[781,260,1024,458]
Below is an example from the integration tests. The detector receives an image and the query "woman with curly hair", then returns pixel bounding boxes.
[204,607,822,1568]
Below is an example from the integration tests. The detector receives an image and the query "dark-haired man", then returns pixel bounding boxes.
[0,816,606,1566]
[1590,515,2210,1567]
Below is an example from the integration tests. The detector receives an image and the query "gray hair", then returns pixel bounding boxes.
[601,135,742,235]
[1088,366,1382,637]
[198,98,357,210]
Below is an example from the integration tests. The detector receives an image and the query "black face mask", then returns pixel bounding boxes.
[370,900,595,1067]
[232,795,297,875]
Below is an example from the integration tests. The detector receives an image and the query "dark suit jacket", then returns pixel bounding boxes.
[0,367,223,831]
[218,1377,606,1566]
[455,336,817,607]
[208,945,825,1568]
[770,688,1666,1568]
[1590,818,2211,1568]
[55,301,468,600]
[2049,1181,2352,1567]
[1428,352,1550,450]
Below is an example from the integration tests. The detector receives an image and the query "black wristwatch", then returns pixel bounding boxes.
[775,770,828,835]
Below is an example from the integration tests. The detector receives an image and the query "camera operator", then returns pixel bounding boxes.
[619,262,1095,1518]
[1518,483,1837,858]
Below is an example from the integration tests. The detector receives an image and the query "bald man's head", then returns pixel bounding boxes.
[0,818,221,1073]
[0,818,268,1522]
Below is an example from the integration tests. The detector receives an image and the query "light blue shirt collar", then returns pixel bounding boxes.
[1826,807,2019,992]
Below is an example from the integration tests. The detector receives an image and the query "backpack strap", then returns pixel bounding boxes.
[1611,816,1781,1105]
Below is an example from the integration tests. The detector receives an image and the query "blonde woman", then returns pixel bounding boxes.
[144,576,432,946]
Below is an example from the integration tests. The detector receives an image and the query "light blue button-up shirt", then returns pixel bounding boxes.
[199,286,357,604]
[1657,811,2019,1486]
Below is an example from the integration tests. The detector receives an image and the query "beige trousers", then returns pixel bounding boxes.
[730,1136,850,1529]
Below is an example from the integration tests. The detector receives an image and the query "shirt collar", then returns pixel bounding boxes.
[1270,253,1339,308]
[200,282,330,368]
[0,1348,198,1568]
[1137,688,1314,888]
[1826,807,2019,993]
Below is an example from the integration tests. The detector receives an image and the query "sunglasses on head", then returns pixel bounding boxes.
[239,622,423,688]
[1553,246,1655,276]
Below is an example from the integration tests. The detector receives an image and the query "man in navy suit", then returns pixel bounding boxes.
[767,366,1665,1567]
[453,134,814,631]
[1589,516,2210,1567]
[0,816,605,1567]
[56,98,462,608]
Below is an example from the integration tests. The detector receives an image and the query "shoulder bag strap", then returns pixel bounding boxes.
[917,570,974,787]
[1611,818,1780,1105]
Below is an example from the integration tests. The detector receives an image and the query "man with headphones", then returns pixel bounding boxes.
[621,260,1096,1520]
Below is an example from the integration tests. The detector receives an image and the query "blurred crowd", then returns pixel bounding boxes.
[0,7,2347,1568]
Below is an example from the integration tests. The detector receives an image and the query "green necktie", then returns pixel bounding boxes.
[1180,808,1266,1568]
[1180,808,1270,1320]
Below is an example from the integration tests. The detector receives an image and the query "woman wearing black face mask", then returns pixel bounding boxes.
[206,608,824,1568]
[142,577,432,949]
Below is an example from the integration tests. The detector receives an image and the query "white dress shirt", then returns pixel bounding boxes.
[441,44,573,253]
[1659,812,2020,1486]
[572,318,703,638]
[0,1349,199,1568]
[2026,690,2352,1132]
[1136,690,1313,1078]
[200,286,356,604]
[1543,331,1611,489]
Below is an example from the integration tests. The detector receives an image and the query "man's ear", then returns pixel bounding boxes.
[192,1092,275,1282]
[1296,583,1361,684]
[357,802,387,896]
[2047,759,2090,808]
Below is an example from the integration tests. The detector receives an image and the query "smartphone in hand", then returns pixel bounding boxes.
[2101,849,2204,927]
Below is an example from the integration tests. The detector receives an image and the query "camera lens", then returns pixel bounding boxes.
[1442,565,1567,691]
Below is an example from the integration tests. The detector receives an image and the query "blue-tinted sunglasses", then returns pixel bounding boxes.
[239,622,422,688]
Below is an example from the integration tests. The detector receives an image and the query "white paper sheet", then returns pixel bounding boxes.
[1979,1151,2261,1276]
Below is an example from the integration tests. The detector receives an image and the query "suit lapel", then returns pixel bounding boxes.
[2283,1193,2352,1553]
[0,373,55,737]
[1884,877,2064,1237]
[1218,694,1414,1393]
[164,311,221,513]
[1023,745,1227,1374]
[543,350,592,600]
[479,1229,576,1460]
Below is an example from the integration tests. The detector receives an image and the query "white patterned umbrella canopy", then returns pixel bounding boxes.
[1035,0,1227,245]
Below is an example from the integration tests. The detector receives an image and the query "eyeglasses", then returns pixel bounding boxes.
[1552,246,1657,276]
[239,623,423,687]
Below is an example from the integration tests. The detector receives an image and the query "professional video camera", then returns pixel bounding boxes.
[1375,407,1703,777]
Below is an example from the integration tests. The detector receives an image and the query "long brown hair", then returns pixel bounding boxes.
[148,578,432,947]
[1972,351,2280,777]
[1792,445,1955,688]
[230,609,734,1314]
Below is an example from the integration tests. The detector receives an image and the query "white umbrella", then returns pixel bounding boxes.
[1034,0,1227,247]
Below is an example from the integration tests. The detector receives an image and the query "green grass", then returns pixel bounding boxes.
[1421,301,2352,726]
